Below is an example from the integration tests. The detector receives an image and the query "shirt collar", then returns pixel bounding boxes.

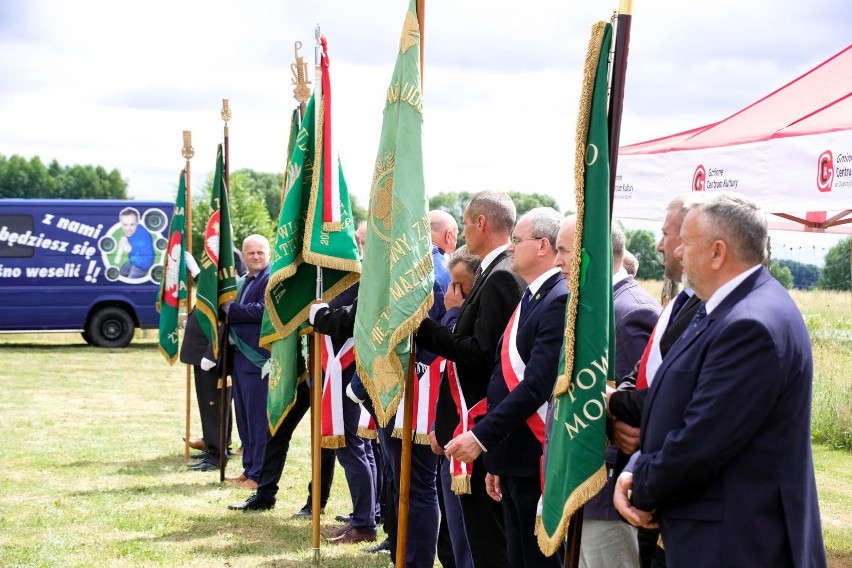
[705,264,761,315]
[612,268,629,286]
[479,244,509,272]
[527,267,561,296]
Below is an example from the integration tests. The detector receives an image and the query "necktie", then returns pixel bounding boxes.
[675,302,706,346]
[520,288,532,317]
[471,265,483,290]
[669,290,690,321]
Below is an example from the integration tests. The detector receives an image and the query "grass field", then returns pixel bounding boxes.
[0,286,850,567]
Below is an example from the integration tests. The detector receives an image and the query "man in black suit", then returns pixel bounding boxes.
[580,222,661,568]
[606,195,703,568]
[443,207,566,568]
[418,190,525,568]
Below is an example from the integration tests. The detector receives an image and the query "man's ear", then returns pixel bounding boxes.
[711,239,727,269]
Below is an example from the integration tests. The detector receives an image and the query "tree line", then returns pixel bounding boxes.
[3,153,849,291]
[0,154,127,199]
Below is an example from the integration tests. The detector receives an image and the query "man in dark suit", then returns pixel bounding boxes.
[181,248,246,471]
[223,234,271,489]
[580,223,661,568]
[614,193,826,568]
[607,195,702,568]
[418,190,525,568]
[443,207,566,568]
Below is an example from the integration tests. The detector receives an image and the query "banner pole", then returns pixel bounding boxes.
[218,102,233,484]
[182,131,195,462]
[607,0,633,218]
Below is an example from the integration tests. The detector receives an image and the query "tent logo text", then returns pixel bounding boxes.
[692,165,706,192]
[817,151,834,192]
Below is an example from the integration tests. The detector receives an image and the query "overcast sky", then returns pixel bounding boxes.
[2,0,850,262]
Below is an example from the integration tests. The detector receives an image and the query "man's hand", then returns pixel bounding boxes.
[184,251,201,278]
[612,419,640,454]
[119,236,131,253]
[613,472,658,529]
[485,473,502,502]
[444,282,464,311]
[428,430,444,456]
[443,431,483,463]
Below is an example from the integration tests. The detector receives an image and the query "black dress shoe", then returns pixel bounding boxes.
[228,493,275,511]
[363,538,391,553]
[334,513,351,523]
[188,461,218,472]
[191,451,207,460]
[293,504,326,517]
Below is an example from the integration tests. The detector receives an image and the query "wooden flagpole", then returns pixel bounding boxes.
[182,131,195,463]
[218,100,233,483]
[394,2,425,566]
[607,0,633,218]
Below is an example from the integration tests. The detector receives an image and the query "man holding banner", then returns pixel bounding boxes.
[417,190,525,568]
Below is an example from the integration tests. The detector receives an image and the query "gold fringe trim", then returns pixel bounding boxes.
[451,474,472,496]
[302,250,361,274]
[554,20,607,399]
[355,358,404,429]
[322,221,342,233]
[321,435,346,449]
[216,376,232,389]
[390,428,431,446]
[535,464,608,557]
[158,346,178,366]
[357,427,377,440]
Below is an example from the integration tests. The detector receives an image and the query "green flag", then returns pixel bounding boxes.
[353,0,433,427]
[261,64,361,434]
[195,144,238,357]
[156,169,188,364]
[536,21,614,557]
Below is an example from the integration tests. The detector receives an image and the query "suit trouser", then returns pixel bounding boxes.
[376,422,439,568]
[231,356,268,482]
[336,395,377,533]
[193,364,230,464]
[439,456,474,568]
[256,382,335,504]
[459,457,509,568]
[500,474,562,568]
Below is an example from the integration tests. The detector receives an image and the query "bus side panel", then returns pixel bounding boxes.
[0,200,173,332]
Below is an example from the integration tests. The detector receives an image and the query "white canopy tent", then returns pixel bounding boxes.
[613,44,852,234]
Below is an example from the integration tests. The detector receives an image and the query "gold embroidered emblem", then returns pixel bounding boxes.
[268,357,281,390]
[399,11,419,55]
[372,354,400,393]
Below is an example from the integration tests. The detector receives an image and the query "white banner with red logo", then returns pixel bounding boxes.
[614,130,852,232]
[320,335,354,449]
[391,355,444,446]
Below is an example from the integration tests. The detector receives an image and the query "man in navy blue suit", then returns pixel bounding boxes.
[580,222,661,568]
[444,207,567,568]
[223,234,272,489]
[614,193,826,567]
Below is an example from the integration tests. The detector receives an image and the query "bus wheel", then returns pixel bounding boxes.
[88,307,134,348]
[81,330,95,345]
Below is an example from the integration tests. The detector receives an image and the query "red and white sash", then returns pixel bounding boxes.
[447,360,488,495]
[635,298,676,389]
[392,356,445,446]
[320,335,354,449]
[501,300,548,489]
[358,403,377,440]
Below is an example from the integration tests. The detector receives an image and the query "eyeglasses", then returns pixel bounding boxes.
[510,236,544,245]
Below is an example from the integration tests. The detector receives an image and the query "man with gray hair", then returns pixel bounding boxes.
[222,234,272,489]
[444,207,566,567]
[418,190,526,568]
[614,192,826,567]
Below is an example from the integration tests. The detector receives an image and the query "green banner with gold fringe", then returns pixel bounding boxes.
[536,21,614,557]
[353,0,433,427]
